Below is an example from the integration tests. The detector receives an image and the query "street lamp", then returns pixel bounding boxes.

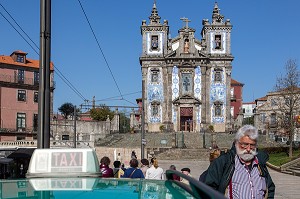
[201,123,206,148]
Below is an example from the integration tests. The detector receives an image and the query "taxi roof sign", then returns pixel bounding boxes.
[26,148,101,178]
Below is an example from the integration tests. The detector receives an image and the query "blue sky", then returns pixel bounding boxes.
[1,0,300,112]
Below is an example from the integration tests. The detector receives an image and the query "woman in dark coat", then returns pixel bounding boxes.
[99,156,114,177]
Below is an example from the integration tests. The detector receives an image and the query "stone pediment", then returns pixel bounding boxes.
[172,94,201,105]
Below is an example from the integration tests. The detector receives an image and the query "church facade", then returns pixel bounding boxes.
[139,3,233,133]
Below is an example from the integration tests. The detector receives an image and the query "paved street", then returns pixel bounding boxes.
[158,160,300,199]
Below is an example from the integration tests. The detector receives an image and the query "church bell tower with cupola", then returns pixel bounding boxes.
[139,2,233,133]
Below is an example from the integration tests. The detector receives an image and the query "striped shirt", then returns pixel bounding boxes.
[228,155,267,199]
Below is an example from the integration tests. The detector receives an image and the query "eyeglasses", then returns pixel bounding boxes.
[238,141,257,149]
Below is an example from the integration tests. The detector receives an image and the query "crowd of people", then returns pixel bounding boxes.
[99,125,275,199]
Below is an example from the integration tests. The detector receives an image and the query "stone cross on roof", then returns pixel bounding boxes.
[180,17,191,28]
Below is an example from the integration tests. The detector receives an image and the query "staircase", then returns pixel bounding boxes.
[281,158,300,176]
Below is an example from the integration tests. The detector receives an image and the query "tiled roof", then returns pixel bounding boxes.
[231,78,244,86]
[0,51,54,70]
[256,96,267,101]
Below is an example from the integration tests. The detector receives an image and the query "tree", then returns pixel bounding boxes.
[90,105,114,121]
[119,111,130,133]
[58,102,75,119]
[273,59,300,157]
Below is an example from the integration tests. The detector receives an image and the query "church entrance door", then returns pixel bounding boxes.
[180,107,193,132]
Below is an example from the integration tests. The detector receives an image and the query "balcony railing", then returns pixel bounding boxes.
[0,74,55,89]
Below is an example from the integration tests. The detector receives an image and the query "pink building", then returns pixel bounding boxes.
[0,50,54,141]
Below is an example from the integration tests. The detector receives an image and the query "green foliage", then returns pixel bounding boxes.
[159,125,165,132]
[90,106,114,121]
[58,102,75,119]
[208,125,214,132]
[119,112,130,133]
[268,150,300,166]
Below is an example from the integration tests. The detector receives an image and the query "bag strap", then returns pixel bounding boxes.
[129,169,137,178]
[229,179,233,199]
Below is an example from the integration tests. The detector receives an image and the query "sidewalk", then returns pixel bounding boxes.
[158,160,300,199]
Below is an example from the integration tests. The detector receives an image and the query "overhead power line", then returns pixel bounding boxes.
[0,2,87,102]
[77,0,124,100]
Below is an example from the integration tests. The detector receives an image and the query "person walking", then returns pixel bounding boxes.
[122,159,144,179]
[99,156,114,178]
[180,167,192,185]
[113,160,124,178]
[169,165,180,181]
[140,158,150,177]
[145,158,164,180]
[205,125,275,199]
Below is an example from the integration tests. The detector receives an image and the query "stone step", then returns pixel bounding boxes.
[286,168,300,176]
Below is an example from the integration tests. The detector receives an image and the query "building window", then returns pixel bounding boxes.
[18,90,26,101]
[151,35,159,50]
[214,102,222,117]
[260,113,265,123]
[17,113,26,130]
[270,113,276,125]
[151,71,159,83]
[271,99,277,106]
[34,92,38,103]
[33,114,38,131]
[62,135,69,140]
[214,35,222,49]
[18,69,25,84]
[17,55,24,63]
[34,71,39,85]
[151,104,159,117]
[214,71,222,82]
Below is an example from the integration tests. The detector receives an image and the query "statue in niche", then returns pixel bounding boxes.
[214,35,221,49]
[184,39,189,53]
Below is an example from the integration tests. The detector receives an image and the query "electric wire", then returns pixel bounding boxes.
[77,0,125,100]
[0,3,87,102]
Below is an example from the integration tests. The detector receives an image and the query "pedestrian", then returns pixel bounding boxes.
[205,125,275,198]
[113,160,124,178]
[122,159,144,179]
[131,151,137,159]
[180,167,192,185]
[117,152,122,164]
[99,156,114,178]
[169,165,180,181]
[199,149,221,182]
[145,158,164,180]
[140,158,150,177]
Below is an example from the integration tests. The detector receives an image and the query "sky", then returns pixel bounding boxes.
[0,0,300,113]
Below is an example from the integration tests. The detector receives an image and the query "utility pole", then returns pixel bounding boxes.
[37,0,51,149]
[74,105,77,148]
[141,79,145,159]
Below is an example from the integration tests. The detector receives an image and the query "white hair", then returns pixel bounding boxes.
[235,125,258,142]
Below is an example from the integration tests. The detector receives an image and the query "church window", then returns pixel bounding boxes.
[151,35,159,50]
[151,103,159,117]
[214,35,222,49]
[150,69,159,83]
[214,102,222,117]
[214,71,222,82]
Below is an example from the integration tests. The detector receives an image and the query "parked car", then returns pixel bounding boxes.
[286,140,300,149]
[275,136,288,143]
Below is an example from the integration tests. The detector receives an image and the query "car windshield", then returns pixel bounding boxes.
[0,178,195,199]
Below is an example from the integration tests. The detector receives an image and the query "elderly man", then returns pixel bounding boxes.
[205,125,275,199]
